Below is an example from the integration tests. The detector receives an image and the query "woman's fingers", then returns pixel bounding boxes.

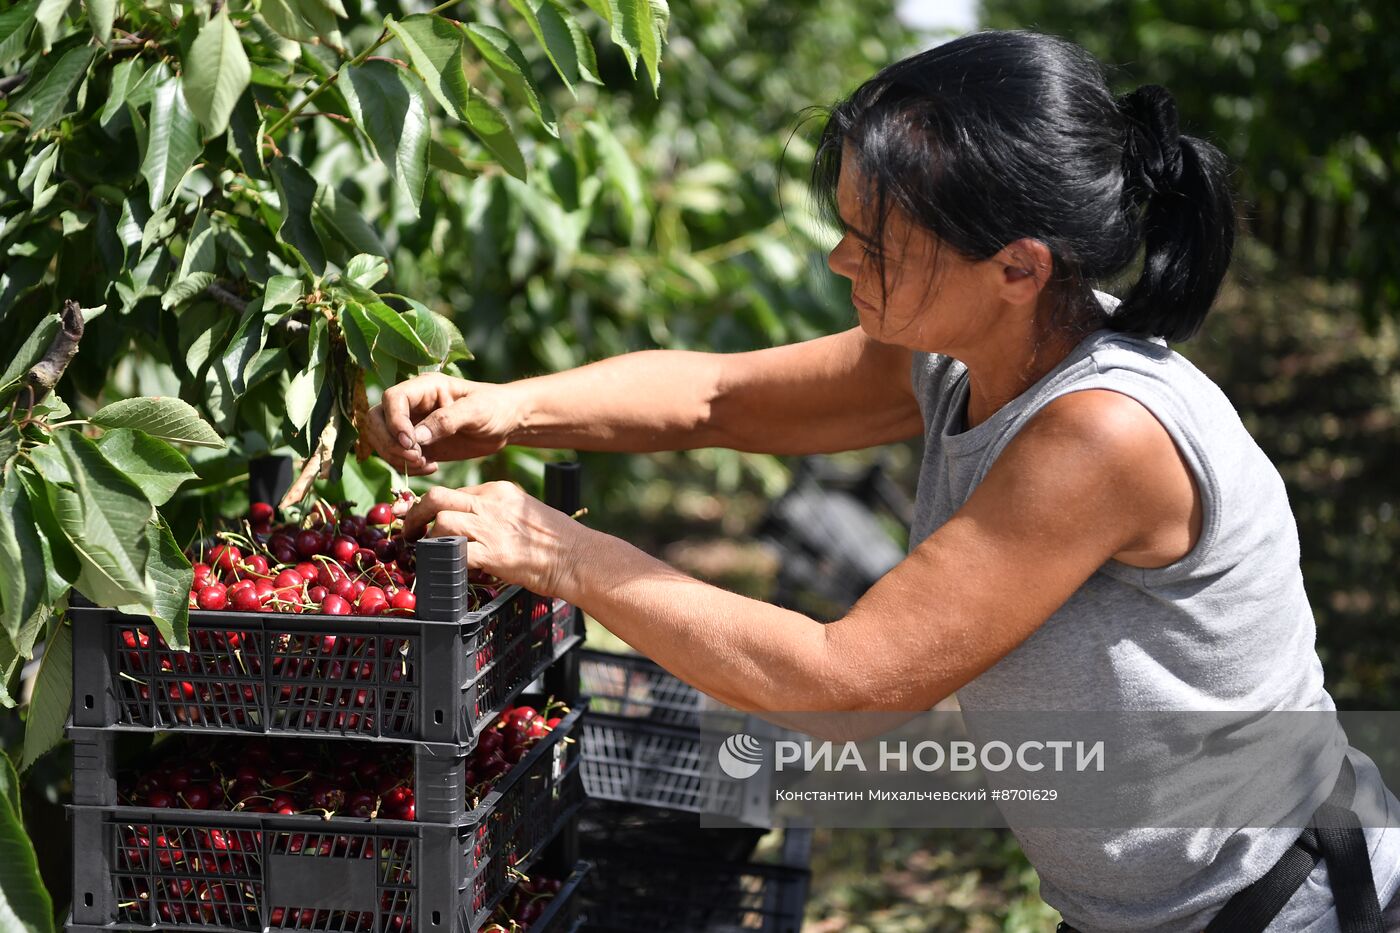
[364,405,420,470]
[401,487,477,540]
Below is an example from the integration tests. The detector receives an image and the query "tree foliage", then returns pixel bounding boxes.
[981,0,1400,320]
[0,0,669,922]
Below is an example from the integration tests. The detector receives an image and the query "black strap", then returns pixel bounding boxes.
[1204,756,1384,933]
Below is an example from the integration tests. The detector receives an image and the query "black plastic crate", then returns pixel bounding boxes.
[575,799,764,865]
[492,860,589,933]
[68,705,585,932]
[72,537,583,748]
[579,828,811,933]
[578,651,766,824]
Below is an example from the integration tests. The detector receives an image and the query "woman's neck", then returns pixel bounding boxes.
[960,323,1093,430]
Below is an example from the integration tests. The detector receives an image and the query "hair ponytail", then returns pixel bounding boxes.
[1111,85,1236,343]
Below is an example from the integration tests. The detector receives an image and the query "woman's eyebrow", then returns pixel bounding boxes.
[841,217,878,246]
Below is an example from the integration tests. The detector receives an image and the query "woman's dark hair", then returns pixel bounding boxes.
[812,30,1236,343]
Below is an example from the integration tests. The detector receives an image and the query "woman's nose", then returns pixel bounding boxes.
[828,236,859,280]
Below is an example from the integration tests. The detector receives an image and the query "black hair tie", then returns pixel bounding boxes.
[1117,84,1185,202]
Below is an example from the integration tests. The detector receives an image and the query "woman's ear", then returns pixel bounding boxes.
[992,239,1054,305]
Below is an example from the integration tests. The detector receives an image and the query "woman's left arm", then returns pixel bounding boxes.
[398,389,1199,712]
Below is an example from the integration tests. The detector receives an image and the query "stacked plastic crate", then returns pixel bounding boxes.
[577,650,812,932]
[65,462,591,933]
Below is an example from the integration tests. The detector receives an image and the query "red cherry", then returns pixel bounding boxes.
[329,578,356,600]
[321,594,351,615]
[230,587,261,611]
[272,569,303,589]
[329,536,359,565]
[293,560,319,580]
[197,584,228,610]
[250,501,275,522]
[308,585,328,603]
[350,580,367,599]
[296,530,325,558]
[357,587,388,613]
[367,503,394,526]
[192,563,213,587]
[229,578,255,595]
[240,554,270,576]
[390,591,416,613]
[181,786,211,809]
[272,544,298,565]
[147,789,174,808]
[318,562,348,588]
[209,545,241,575]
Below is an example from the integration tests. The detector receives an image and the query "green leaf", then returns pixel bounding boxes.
[263,274,302,311]
[286,366,319,429]
[462,89,526,181]
[18,142,60,213]
[17,470,79,600]
[360,301,434,365]
[428,138,476,177]
[271,157,326,273]
[341,300,378,370]
[345,253,388,290]
[93,429,197,505]
[580,0,633,71]
[0,754,19,815]
[90,397,225,448]
[0,314,59,392]
[48,432,154,608]
[119,519,189,649]
[125,58,170,109]
[16,45,96,136]
[226,93,267,179]
[219,301,268,396]
[0,0,38,68]
[441,315,473,363]
[141,78,202,209]
[32,0,70,53]
[587,119,646,239]
[387,14,472,121]
[260,0,313,42]
[163,210,219,309]
[19,620,71,774]
[182,305,234,376]
[0,771,54,930]
[464,23,556,135]
[627,0,663,93]
[402,298,449,361]
[0,478,45,645]
[291,0,340,47]
[560,4,602,85]
[311,184,388,259]
[0,429,17,477]
[85,0,114,44]
[340,61,430,215]
[508,0,579,94]
[183,9,250,138]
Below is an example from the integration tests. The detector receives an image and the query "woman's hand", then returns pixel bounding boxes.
[364,373,523,475]
[394,482,588,598]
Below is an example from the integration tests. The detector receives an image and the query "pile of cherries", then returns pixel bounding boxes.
[119,703,567,820]
[482,874,568,932]
[185,496,504,617]
[466,704,565,802]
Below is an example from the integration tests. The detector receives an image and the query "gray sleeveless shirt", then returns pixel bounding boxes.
[907,300,1400,931]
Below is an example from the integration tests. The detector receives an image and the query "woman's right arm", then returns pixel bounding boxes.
[366,326,924,472]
